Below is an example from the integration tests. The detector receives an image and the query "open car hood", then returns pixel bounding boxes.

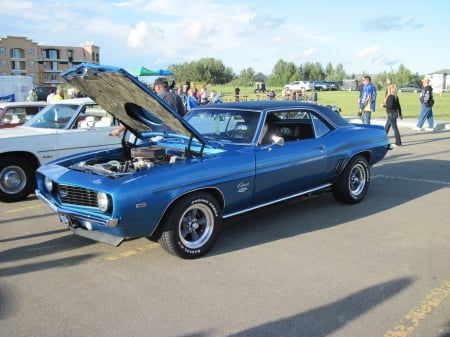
[61,63,206,144]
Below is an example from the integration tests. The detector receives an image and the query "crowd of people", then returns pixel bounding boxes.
[357,74,436,147]
[27,74,436,145]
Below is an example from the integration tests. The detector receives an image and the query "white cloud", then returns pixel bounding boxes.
[128,22,151,48]
[356,46,380,59]
[302,48,317,58]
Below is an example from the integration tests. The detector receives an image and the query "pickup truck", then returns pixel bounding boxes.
[284,81,314,95]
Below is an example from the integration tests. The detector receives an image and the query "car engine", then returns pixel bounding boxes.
[70,146,184,177]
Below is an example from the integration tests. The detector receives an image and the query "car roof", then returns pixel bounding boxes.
[0,101,47,108]
[51,97,96,105]
[191,100,350,127]
[192,100,323,112]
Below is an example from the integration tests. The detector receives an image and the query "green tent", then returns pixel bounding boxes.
[132,66,159,76]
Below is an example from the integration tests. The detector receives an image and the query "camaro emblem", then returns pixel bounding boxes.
[59,190,68,198]
[237,181,250,193]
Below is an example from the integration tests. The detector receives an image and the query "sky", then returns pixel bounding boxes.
[1,0,448,77]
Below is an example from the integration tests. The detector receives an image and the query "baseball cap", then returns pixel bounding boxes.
[154,77,169,86]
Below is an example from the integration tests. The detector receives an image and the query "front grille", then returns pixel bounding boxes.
[57,184,98,207]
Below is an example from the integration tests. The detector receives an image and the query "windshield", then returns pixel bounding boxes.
[25,104,81,129]
[186,109,261,144]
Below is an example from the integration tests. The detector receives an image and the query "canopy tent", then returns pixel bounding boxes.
[132,66,174,76]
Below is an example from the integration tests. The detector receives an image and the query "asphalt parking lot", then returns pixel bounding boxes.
[1,126,449,337]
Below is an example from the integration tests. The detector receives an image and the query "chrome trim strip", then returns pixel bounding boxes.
[35,189,118,227]
[222,183,332,219]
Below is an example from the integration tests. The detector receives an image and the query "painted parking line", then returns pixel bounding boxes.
[384,279,450,337]
[4,204,46,214]
[373,174,450,186]
[104,242,160,261]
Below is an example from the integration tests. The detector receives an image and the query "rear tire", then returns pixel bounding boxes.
[158,192,222,259]
[332,155,370,204]
[0,156,35,202]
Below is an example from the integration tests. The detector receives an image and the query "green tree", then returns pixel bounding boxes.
[267,59,297,86]
[168,58,234,85]
[239,67,256,86]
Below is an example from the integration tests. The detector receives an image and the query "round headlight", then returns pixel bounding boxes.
[97,192,110,212]
[44,176,53,193]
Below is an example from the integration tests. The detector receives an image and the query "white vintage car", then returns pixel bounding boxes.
[0,97,121,202]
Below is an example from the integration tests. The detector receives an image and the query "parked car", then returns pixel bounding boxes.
[313,81,330,91]
[284,80,314,95]
[327,81,340,90]
[35,63,391,259]
[34,86,56,101]
[0,97,121,202]
[398,85,421,93]
[0,101,47,128]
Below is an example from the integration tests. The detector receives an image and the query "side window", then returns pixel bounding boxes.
[311,114,332,138]
[261,110,315,144]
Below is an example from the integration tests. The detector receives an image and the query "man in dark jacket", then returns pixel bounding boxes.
[413,77,434,131]
[154,77,186,116]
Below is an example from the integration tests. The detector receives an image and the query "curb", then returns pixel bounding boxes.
[344,117,450,131]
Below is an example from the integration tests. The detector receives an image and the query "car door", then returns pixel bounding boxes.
[252,110,331,205]
[54,107,121,158]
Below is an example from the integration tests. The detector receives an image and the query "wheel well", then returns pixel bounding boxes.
[357,151,371,164]
[0,151,40,171]
[150,188,225,241]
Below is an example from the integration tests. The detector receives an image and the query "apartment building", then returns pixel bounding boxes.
[0,36,100,86]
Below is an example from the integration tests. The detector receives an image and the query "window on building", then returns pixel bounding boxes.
[29,48,34,56]
[51,61,58,71]
[68,50,73,63]
[0,47,6,55]
[0,60,6,68]
[11,48,24,58]
[29,60,35,68]
[49,49,58,59]
[12,61,23,70]
[51,73,58,81]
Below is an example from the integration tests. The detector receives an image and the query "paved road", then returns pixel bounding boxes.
[1,127,449,337]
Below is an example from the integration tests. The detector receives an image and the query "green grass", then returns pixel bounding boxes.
[209,85,450,121]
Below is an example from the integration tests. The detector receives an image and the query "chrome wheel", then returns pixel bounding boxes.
[179,203,215,250]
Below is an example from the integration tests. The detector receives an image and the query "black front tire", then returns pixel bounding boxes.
[332,155,370,204]
[158,192,222,259]
[0,156,35,203]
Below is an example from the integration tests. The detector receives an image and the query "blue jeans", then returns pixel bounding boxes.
[417,105,434,128]
[385,111,402,146]
[361,111,371,124]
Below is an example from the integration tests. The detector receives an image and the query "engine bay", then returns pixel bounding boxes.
[70,146,185,178]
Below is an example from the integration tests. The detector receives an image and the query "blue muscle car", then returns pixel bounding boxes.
[35,63,391,259]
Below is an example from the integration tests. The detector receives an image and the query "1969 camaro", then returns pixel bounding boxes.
[36,63,391,259]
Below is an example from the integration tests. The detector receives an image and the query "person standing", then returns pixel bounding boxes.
[46,89,55,103]
[153,77,186,116]
[234,84,240,102]
[26,90,37,102]
[200,85,208,104]
[186,88,199,111]
[413,77,434,131]
[382,77,396,105]
[384,85,402,146]
[358,75,377,124]
[54,88,64,101]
